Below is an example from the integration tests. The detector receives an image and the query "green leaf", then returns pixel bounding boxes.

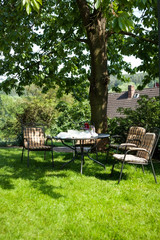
[21,0,42,13]
[125,19,134,30]
[22,0,27,6]
[26,2,32,15]
[36,0,42,5]
[118,17,126,31]
[142,0,147,4]
[32,0,40,11]
[95,0,101,9]
[112,18,120,31]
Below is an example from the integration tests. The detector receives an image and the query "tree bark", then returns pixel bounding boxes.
[76,0,109,133]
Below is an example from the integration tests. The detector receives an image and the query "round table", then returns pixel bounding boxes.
[54,133,110,174]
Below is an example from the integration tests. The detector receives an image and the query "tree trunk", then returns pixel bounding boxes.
[87,13,109,133]
[76,0,109,133]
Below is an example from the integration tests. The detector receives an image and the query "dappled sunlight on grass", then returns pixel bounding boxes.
[0,147,160,239]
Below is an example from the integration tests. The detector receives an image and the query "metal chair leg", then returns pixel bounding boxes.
[21,147,24,162]
[111,162,115,175]
[142,165,145,173]
[27,150,29,167]
[118,161,125,184]
[80,147,84,175]
[150,160,157,183]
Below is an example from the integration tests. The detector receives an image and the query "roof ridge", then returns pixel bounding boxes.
[109,87,159,95]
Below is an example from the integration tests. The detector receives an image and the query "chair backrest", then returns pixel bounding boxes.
[23,127,45,148]
[126,126,146,147]
[136,133,156,160]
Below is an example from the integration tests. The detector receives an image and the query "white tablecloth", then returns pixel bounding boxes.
[56,130,98,139]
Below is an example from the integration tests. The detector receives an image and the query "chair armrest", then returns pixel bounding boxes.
[125,147,150,156]
[46,136,54,146]
[116,143,137,152]
[120,143,137,147]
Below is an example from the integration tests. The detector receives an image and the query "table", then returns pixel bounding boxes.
[54,133,110,174]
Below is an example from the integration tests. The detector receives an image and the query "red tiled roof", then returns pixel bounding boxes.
[107,87,159,118]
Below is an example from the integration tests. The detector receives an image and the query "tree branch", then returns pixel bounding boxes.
[120,31,158,45]
[107,30,158,45]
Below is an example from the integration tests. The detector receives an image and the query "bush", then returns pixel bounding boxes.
[50,100,91,136]
[117,95,160,131]
[0,88,91,145]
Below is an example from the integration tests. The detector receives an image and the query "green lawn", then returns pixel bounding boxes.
[0,147,160,240]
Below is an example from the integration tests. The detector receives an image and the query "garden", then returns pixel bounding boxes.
[1,147,160,240]
[0,86,160,239]
[0,1,160,239]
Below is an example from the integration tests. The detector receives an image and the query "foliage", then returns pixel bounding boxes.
[19,0,42,15]
[51,99,91,135]
[1,147,160,239]
[0,0,90,100]
[117,95,160,131]
[0,85,91,145]
[16,94,57,128]
[0,87,59,142]
[0,94,22,139]
[0,0,159,133]
[108,95,160,137]
[107,117,132,143]
[109,73,158,92]
[0,0,158,94]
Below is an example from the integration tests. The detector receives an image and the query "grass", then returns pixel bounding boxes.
[0,147,160,240]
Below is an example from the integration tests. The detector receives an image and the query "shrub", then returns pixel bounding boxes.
[50,100,91,135]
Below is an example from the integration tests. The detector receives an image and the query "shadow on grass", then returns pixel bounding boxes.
[0,148,160,191]
[55,151,160,183]
[106,156,160,183]
[0,175,15,190]
[31,179,63,199]
[87,152,160,183]
[0,148,68,198]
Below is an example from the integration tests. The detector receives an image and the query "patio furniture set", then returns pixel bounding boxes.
[21,124,160,184]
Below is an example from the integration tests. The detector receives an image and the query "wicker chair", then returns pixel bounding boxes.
[111,129,160,184]
[107,126,146,159]
[21,125,54,167]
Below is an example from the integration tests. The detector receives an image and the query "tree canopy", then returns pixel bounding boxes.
[0,0,158,132]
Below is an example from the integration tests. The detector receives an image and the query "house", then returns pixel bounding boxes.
[107,85,159,118]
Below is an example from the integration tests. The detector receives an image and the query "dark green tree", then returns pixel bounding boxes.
[117,95,160,130]
[0,0,158,132]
